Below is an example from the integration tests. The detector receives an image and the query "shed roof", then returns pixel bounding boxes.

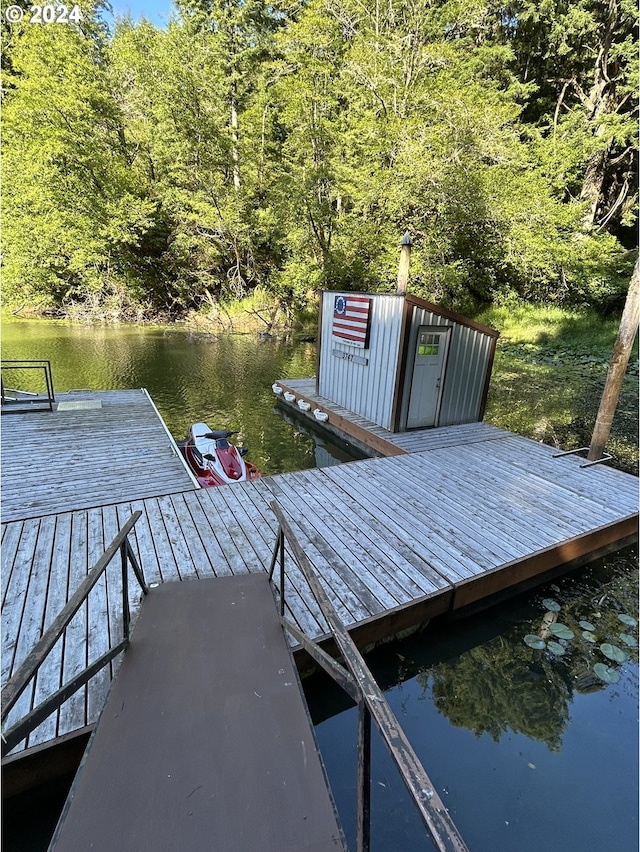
[404,293,500,339]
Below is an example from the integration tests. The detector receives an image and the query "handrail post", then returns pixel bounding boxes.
[268,526,286,617]
[268,500,470,852]
[357,699,371,852]
[279,528,285,617]
[45,360,55,404]
[126,540,148,595]
[121,540,130,642]
[1,511,144,752]
[268,524,282,581]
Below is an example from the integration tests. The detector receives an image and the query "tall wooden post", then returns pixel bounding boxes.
[587,257,639,461]
[397,231,413,294]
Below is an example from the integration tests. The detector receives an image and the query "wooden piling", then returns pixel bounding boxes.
[588,257,639,461]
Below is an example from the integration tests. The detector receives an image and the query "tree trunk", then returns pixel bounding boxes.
[587,257,639,460]
[231,97,240,192]
[578,0,620,231]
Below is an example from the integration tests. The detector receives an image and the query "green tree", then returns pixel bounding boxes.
[496,0,638,245]
[1,17,158,314]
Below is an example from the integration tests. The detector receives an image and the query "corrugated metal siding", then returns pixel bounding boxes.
[318,293,404,430]
[407,308,494,427]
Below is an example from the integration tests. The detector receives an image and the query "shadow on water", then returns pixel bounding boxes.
[2,776,75,852]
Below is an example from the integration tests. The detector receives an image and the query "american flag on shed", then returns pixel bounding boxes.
[332,294,371,348]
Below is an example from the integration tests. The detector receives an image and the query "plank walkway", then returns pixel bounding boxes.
[1,389,198,523]
[49,575,345,852]
[274,378,510,456]
[2,388,638,769]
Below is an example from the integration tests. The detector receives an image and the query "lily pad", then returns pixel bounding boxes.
[617,613,637,628]
[600,643,626,663]
[549,623,574,640]
[547,640,566,656]
[542,598,561,613]
[619,633,637,648]
[524,634,546,650]
[593,663,620,684]
[582,631,597,642]
[579,620,596,632]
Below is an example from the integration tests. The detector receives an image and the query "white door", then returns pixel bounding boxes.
[407,327,450,428]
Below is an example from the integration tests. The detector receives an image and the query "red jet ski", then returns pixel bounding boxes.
[181,422,262,487]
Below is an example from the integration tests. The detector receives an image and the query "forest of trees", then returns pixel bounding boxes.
[1,0,638,320]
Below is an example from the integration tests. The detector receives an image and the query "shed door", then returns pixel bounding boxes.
[407,327,450,428]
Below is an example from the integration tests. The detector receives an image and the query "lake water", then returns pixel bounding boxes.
[2,319,638,851]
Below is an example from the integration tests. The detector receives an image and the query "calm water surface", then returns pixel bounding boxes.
[0,320,363,472]
[2,319,638,851]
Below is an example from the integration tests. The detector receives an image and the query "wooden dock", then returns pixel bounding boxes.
[2,386,638,785]
[49,574,345,852]
[0,388,198,523]
[274,377,510,457]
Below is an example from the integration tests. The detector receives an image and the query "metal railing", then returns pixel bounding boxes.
[1,359,55,411]
[552,446,614,468]
[1,512,147,757]
[267,500,469,852]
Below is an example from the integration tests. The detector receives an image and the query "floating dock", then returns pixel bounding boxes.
[1,388,198,523]
[2,388,638,792]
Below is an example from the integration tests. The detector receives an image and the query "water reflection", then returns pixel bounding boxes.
[422,550,639,751]
[306,547,639,851]
[275,405,367,468]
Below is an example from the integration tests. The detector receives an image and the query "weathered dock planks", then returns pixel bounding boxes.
[1,389,198,523]
[2,386,637,775]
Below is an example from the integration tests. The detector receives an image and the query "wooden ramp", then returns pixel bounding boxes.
[50,574,345,852]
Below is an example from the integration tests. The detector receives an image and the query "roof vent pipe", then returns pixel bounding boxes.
[397,231,413,294]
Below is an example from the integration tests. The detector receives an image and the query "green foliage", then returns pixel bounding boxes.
[2,0,637,318]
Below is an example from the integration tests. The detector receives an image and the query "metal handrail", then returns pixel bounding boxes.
[1,360,55,410]
[1,512,147,756]
[552,446,614,468]
[267,500,469,852]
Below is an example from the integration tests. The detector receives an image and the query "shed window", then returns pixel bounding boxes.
[418,333,440,356]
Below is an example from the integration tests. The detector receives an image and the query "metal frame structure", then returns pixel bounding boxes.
[267,500,469,852]
[1,359,56,411]
[1,512,146,756]
[552,446,615,468]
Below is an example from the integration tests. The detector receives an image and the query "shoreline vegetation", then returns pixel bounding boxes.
[4,294,638,356]
[3,298,637,476]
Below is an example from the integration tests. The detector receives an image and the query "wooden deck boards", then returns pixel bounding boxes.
[2,389,637,767]
[1,389,197,523]
[50,575,345,852]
